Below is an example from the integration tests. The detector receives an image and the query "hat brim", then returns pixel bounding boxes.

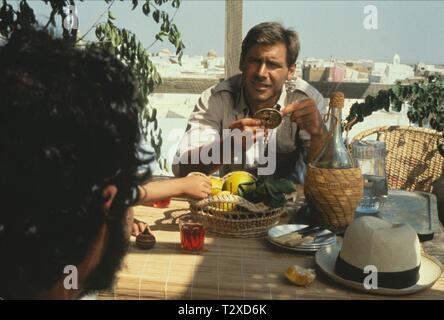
[315,242,443,296]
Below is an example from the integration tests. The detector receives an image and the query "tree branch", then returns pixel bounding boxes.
[145,6,179,51]
[76,0,116,43]
[43,10,56,29]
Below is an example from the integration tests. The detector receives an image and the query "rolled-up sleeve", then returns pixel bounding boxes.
[171,86,224,176]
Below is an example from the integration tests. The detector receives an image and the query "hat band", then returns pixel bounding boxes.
[335,255,420,289]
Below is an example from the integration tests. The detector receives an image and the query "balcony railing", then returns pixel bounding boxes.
[154,77,392,99]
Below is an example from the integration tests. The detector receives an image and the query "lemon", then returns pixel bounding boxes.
[222,171,257,196]
[210,177,224,196]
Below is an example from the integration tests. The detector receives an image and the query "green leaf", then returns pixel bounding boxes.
[153,119,158,131]
[394,100,403,112]
[155,33,163,41]
[238,181,256,198]
[265,193,286,208]
[153,9,160,23]
[108,11,116,20]
[142,2,150,16]
[150,108,157,121]
[132,0,139,10]
[273,179,295,193]
[95,26,103,40]
[264,180,278,194]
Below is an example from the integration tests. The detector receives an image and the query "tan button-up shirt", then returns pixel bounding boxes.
[172,74,326,179]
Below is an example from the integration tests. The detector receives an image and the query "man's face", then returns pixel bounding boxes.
[241,42,296,111]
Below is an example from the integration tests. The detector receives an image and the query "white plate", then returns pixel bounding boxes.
[267,224,336,252]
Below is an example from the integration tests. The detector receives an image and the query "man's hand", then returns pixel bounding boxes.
[228,118,266,151]
[281,98,325,137]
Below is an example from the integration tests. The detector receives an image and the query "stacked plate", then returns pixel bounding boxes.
[267,224,336,253]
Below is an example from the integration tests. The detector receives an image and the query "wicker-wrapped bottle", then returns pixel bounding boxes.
[313,92,354,169]
[304,92,363,229]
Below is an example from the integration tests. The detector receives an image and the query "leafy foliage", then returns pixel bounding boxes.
[0,0,186,169]
[242,176,295,208]
[346,76,444,157]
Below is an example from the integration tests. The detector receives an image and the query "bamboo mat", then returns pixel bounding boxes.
[99,195,444,300]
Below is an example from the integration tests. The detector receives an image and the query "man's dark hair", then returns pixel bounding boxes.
[0,29,152,299]
[240,22,300,68]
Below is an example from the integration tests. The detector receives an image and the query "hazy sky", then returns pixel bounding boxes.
[27,0,444,64]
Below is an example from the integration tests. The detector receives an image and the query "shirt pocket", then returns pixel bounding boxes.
[275,117,297,153]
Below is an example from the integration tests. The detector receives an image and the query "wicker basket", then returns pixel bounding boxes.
[189,193,284,238]
[350,126,444,193]
[304,164,363,229]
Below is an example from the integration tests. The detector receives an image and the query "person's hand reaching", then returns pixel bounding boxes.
[179,175,212,200]
[132,218,148,237]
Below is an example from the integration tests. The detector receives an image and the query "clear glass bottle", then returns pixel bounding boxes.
[352,141,388,214]
[313,92,354,169]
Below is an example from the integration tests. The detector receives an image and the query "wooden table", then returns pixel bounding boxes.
[99,188,444,300]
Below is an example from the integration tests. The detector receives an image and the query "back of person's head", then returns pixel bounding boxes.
[240,22,300,69]
[0,29,152,299]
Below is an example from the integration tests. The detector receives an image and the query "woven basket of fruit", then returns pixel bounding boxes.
[189,171,295,238]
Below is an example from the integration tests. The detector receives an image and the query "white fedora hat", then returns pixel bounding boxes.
[315,216,443,295]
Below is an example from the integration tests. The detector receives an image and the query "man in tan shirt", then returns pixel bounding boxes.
[173,22,327,181]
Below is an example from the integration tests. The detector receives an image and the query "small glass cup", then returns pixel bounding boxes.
[179,214,206,252]
[152,198,171,208]
[143,197,171,208]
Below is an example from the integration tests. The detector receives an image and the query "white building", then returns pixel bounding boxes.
[151,50,225,78]
[416,62,444,76]
[370,54,414,84]
[302,57,333,69]
[206,52,225,78]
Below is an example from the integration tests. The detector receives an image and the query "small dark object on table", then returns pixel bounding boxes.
[135,227,156,250]
[290,202,346,236]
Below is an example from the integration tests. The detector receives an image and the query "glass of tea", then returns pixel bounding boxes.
[152,198,171,208]
[143,197,171,208]
[179,214,206,252]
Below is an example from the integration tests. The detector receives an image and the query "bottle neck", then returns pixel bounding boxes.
[329,107,343,140]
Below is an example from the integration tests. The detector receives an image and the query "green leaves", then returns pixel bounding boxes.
[152,9,160,23]
[1,0,185,168]
[0,1,15,37]
[142,1,151,16]
[131,0,139,10]
[269,179,295,193]
[346,76,444,137]
[243,176,296,208]
[108,10,116,21]
[0,0,37,37]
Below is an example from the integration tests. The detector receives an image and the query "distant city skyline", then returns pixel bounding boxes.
[27,0,444,65]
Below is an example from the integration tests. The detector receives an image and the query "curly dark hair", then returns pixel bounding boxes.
[240,22,300,69]
[0,29,152,299]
